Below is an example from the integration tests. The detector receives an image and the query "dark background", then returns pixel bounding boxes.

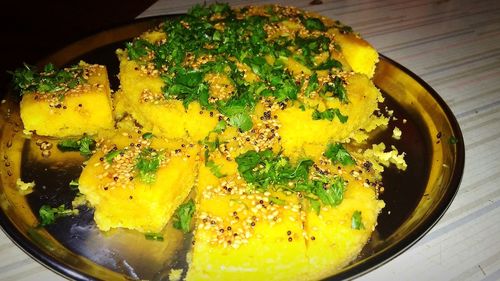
[0,0,157,92]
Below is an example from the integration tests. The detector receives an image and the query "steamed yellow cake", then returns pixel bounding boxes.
[19,62,113,137]
[79,132,199,232]
[303,157,385,280]
[114,49,219,141]
[188,149,309,281]
[277,73,382,157]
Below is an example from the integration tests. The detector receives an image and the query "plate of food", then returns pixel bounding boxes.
[0,3,464,281]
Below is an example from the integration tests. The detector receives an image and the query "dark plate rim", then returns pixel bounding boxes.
[0,15,465,281]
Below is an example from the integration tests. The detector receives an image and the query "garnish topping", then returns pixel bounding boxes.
[351,210,365,230]
[324,143,355,166]
[39,204,78,226]
[173,199,196,233]
[57,135,96,157]
[10,63,86,95]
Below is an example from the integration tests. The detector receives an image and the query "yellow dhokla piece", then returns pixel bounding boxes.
[333,29,379,78]
[187,153,309,281]
[79,133,199,232]
[20,62,113,137]
[303,169,385,280]
[277,73,381,158]
[114,50,219,141]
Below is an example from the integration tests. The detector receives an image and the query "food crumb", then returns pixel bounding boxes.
[16,178,35,195]
[168,268,183,281]
[72,193,88,208]
[392,127,402,140]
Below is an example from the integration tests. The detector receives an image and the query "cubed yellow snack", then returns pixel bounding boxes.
[333,29,379,78]
[187,152,309,281]
[114,50,219,141]
[20,62,113,137]
[277,73,381,158]
[304,169,384,280]
[79,133,199,232]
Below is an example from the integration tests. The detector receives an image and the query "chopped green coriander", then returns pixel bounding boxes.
[322,76,348,103]
[173,199,196,233]
[300,16,326,31]
[126,39,153,60]
[324,143,355,166]
[235,149,313,189]
[206,160,226,178]
[351,210,365,230]
[145,232,164,241]
[314,58,342,70]
[305,72,319,96]
[142,132,154,139]
[104,149,122,164]
[69,179,79,191]
[9,63,86,95]
[39,204,78,226]
[78,136,95,157]
[135,148,164,184]
[339,24,353,34]
[449,135,458,144]
[163,69,211,109]
[312,108,348,123]
[227,112,253,132]
[213,120,227,133]
[269,196,286,206]
[57,135,96,157]
[295,176,345,207]
[308,197,321,215]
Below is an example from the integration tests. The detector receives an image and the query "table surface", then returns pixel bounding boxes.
[1,0,500,280]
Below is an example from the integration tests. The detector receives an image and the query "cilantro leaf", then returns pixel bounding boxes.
[322,76,348,103]
[206,160,226,178]
[135,148,163,184]
[126,39,153,60]
[308,197,321,215]
[57,135,96,157]
[173,199,196,233]
[145,232,164,241]
[9,63,85,95]
[142,132,154,139]
[39,204,78,226]
[235,150,313,188]
[228,112,253,132]
[269,196,286,206]
[163,70,211,109]
[78,136,95,157]
[314,58,342,70]
[213,120,227,133]
[301,16,326,31]
[312,108,348,123]
[324,143,355,166]
[312,177,345,206]
[351,210,365,230]
[104,149,122,164]
[305,72,319,96]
